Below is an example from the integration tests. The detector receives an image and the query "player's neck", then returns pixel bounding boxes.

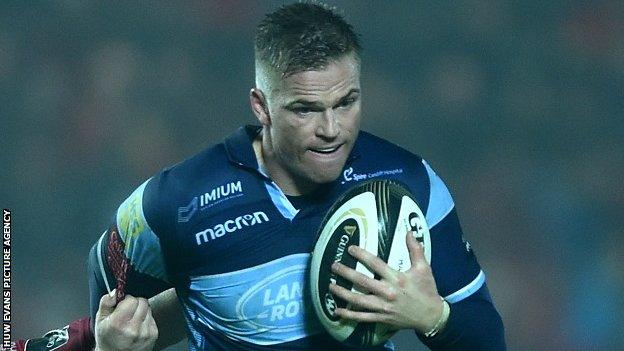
[252,136,318,196]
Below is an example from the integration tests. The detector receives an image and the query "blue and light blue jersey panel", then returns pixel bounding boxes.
[422,159,487,304]
[87,179,172,320]
[182,253,320,347]
[180,252,394,351]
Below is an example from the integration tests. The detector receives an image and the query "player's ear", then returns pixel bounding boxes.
[250,88,271,126]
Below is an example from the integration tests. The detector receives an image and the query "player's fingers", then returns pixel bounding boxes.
[130,298,150,325]
[143,307,157,328]
[113,294,140,322]
[140,307,159,341]
[407,231,426,266]
[329,283,388,313]
[97,288,118,319]
[331,262,395,300]
[333,307,388,324]
[347,245,396,281]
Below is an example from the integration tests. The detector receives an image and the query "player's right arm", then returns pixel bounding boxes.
[10,177,185,351]
[87,179,172,320]
[8,288,184,351]
[94,291,157,351]
[87,178,187,349]
[96,289,186,351]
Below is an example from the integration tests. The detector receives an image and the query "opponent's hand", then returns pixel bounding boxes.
[329,232,445,334]
[95,290,158,351]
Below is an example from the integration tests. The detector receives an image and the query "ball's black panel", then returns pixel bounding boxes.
[372,181,391,263]
[317,217,360,320]
[344,321,376,348]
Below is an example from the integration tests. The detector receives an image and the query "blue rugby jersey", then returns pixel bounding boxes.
[88,125,502,350]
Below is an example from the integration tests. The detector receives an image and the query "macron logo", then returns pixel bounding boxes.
[195,211,269,245]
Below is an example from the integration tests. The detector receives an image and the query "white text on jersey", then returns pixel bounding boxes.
[195,211,269,245]
[200,181,243,207]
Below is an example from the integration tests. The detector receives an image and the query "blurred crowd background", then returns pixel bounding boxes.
[2,1,622,350]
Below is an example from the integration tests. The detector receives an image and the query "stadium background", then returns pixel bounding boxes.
[2,1,622,350]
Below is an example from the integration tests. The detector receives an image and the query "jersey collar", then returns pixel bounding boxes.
[224,125,263,173]
[224,124,361,172]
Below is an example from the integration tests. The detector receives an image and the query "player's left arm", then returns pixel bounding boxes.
[331,235,507,350]
[8,317,94,351]
[414,160,505,349]
[330,159,506,350]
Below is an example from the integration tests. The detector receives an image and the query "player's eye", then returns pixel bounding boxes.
[293,107,313,115]
[337,97,356,109]
[291,106,321,116]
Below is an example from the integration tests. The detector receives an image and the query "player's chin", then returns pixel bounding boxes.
[303,149,349,183]
[306,164,344,184]
[312,170,342,184]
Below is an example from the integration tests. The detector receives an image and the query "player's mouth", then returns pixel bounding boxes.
[309,144,343,155]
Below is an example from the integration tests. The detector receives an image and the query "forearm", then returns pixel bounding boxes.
[417,297,506,350]
[90,289,185,351]
[150,288,187,350]
[11,317,95,351]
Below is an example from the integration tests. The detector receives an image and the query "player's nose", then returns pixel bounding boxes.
[316,110,340,139]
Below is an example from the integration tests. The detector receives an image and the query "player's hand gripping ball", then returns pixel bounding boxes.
[310,180,431,347]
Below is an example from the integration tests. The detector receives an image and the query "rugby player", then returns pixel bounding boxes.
[14,2,505,350]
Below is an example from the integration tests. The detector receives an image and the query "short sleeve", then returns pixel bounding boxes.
[115,178,170,284]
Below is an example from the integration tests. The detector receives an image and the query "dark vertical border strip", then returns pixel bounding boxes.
[2,209,12,349]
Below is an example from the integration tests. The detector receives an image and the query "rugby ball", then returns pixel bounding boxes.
[309,179,431,347]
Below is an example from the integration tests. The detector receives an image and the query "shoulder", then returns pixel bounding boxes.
[355,130,451,186]
[351,130,428,181]
[146,125,258,198]
[124,140,233,236]
[150,142,230,193]
[355,131,423,164]
[351,131,454,225]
